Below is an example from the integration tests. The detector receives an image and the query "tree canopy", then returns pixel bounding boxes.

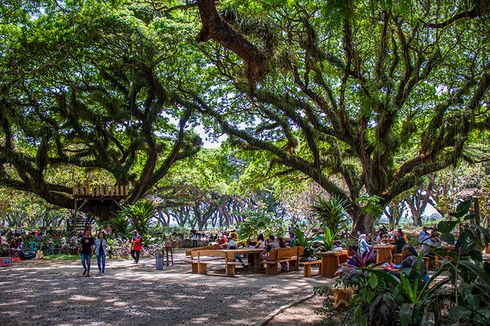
[188,0,490,232]
[0,1,201,218]
[1,0,488,232]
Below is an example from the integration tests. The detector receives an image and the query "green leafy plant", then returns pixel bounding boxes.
[434,199,490,325]
[291,227,315,259]
[332,199,490,326]
[117,200,155,240]
[315,226,337,252]
[312,196,349,234]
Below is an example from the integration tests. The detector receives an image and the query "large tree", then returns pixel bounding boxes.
[187,0,490,233]
[0,1,201,218]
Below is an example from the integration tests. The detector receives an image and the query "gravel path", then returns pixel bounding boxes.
[0,253,332,325]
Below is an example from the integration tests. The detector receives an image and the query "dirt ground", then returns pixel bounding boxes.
[0,252,333,325]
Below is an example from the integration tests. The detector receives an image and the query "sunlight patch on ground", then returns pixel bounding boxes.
[0,300,26,306]
[112,301,128,307]
[190,315,213,324]
[50,300,66,305]
[70,295,98,301]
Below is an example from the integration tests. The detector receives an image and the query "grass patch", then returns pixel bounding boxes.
[44,254,80,261]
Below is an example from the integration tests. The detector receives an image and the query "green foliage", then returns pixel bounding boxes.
[437,199,490,252]
[195,0,490,235]
[1,0,488,241]
[236,209,287,241]
[357,195,383,220]
[109,215,129,238]
[0,0,202,218]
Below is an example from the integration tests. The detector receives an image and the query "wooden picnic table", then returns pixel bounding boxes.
[318,250,349,278]
[189,248,265,276]
[374,245,396,264]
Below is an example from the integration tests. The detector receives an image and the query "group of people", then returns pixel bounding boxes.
[359,227,411,255]
[216,232,289,270]
[78,229,109,277]
[7,237,37,260]
[190,230,224,247]
[417,226,442,257]
[77,229,141,277]
[357,227,431,282]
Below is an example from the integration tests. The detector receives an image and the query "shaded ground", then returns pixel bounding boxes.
[0,252,332,325]
[267,295,325,326]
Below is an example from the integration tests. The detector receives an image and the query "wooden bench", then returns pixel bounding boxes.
[185,244,224,258]
[184,245,224,273]
[300,260,322,277]
[262,246,304,276]
[190,249,242,277]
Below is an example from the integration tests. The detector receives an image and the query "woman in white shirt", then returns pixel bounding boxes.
[94,231,109,274]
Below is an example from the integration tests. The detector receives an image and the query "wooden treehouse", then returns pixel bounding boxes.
[68,184,129,234]
[72,184,129,198]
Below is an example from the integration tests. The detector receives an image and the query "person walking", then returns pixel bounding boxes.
[95,231,109,275]
[130,230,142,264]
[191,230,198,248]
[79,229,95,277]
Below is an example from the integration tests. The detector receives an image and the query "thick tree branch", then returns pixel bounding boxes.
[196,0,271,90]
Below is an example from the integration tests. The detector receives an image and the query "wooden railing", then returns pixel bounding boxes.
[72,184,129,198]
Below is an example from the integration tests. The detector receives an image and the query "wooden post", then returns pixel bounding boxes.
[191,262,199,273]
[304,264,312,277]
[265,263,278,275]
[225,264,235,277]
[197,263,207,274]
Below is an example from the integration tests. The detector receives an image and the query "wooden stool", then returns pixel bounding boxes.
[301,260,322,277]
[434,255,450,269]
[434,256,441,269]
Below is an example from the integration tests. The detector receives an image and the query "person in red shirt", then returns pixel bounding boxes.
[218,233,228,245]
[130,230,142,264]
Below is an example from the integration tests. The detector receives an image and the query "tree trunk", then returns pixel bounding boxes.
[349,205,375,235]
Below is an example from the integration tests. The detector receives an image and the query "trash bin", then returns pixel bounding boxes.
[155,253,164,270]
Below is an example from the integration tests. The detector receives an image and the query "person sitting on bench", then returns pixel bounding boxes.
[227,234,247,267]
[18,239,36,260]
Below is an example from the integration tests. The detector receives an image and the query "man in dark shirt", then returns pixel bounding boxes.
[79,229,95,277]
